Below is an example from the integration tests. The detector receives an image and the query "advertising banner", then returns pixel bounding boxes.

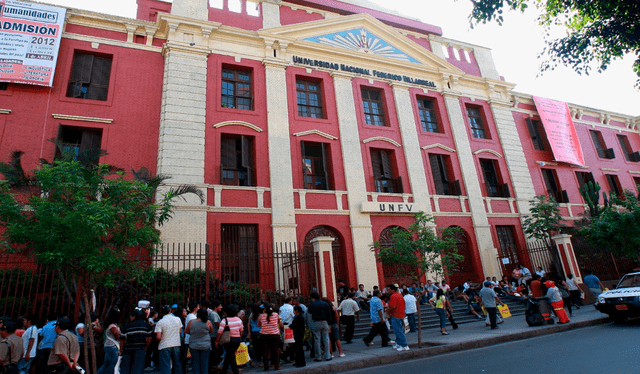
[0,0,66,87]
[532,96,585,166]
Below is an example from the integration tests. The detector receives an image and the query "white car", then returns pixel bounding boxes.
[595,271,640,323]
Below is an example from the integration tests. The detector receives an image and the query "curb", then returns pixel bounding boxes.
[282,317,610,374]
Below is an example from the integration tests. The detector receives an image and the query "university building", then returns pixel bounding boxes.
[1,0,638,296]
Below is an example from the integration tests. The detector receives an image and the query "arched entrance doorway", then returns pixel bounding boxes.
[445,227,476,287]
[302,226,347,286]
[379,226,414,287]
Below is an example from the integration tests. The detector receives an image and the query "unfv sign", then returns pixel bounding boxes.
[361,201,415,213]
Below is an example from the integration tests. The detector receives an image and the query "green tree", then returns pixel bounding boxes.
[0,149,203,373]
[371,212,463,346]
[522,195,566,276]
[464,0,640,88]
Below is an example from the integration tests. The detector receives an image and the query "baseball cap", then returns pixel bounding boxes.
[54,318,73,330]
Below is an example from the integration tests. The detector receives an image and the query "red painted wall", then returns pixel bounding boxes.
[280,5,325,26]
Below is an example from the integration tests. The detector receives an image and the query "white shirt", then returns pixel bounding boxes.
[280,303,294,325]
[337,299,360,316]
[155,314,182,350]
[404,294,417,314]
[23,325,38,358]
[184,312,197,345]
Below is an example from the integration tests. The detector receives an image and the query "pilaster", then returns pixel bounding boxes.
[443,93,500,277]
[552,234,583,283]
[312,236,338,302]
[170,0,209,20]
[261,0,282,29]
[391,83,433,215]
[264,60,297,244]
[332,72,378,288]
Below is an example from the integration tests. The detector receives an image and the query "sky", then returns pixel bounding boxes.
[40,0,640,116]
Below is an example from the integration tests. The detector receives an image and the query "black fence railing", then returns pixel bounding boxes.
[572,238,640,282]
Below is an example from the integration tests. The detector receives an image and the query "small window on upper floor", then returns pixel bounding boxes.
[228,0,241,12]
[575,171,595,192]
[0,82,7,90]
[361,87,386,127]
[590,130,615,159]
[417,98,440,133]
[634,177,640,193]
[246,0,260,16]
[617,134,640,162]
[525,118,548,151]
[296,78,324,119]
[66,53,113,101]
[210,0,223,9]
[55,125,103,164]
[605,174,622,196]
[221,134,255,186]
[370,148,402,193]
[428,154,461,196]
[479,158,509,198]
[467,106,488,139]
[221,67,253,110]
[541,168,569,203]
[301,141,332,190]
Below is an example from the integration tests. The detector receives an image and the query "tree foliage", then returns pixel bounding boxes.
[371,212,464,282]
[522,194,565,240]
[577,182,640,256]
[465,0,640,88]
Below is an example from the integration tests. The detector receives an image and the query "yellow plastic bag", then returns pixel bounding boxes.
[235,342,250,366]
[498,304,511,318]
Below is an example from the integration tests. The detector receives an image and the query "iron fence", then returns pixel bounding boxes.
[572,238,640,282]
[0,242,318,322]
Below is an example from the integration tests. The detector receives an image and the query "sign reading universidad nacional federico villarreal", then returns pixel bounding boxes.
[0,0,66,87]
[361,201,416,214]
[533,96,585,167]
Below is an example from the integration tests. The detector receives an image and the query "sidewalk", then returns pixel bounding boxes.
[244,306,608,374]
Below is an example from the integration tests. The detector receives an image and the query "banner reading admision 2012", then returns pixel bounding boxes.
[0,0,66,87]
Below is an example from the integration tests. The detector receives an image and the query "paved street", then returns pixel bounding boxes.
[342,320,640,374]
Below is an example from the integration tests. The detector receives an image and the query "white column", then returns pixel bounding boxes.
[552,234,583,283]
[391,83,433,215]
[156,44,209,244]
[490,102,536,215]
[264,61,297,244]
[261,0,282,29]
[443,93,500,277]
[312,236,338,302]
[332,72,379,288]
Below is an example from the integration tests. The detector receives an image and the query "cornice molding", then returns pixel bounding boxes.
[421,143,456,153]
[213,121,263,132]
[0,109,11,115]
[292,129,337,140]
[52,114,113,124]
[473,149,503,158]
[362,136,401,147]
[600,168,619,172]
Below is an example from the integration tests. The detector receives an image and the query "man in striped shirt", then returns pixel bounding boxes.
[120,310,152,374]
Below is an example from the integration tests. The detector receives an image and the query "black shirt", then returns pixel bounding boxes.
[121,319,152,353]
[308,300,331,322]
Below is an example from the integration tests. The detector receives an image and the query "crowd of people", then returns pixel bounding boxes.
[0,267,598,374]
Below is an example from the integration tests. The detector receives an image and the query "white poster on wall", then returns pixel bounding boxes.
[0,0,66,87]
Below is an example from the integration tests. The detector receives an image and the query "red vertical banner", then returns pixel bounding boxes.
[533,96,585,166]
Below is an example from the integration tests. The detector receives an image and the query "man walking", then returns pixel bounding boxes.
[307,292,332,361]
[47,318,80,374]
[479,281,504,329]
[0,321,23,374]
[403,289,418,333]
[337,293,360,344]
[120,310,153,374]
[18,314,37,374]
[155,305,183,374]
[362,290,390,347]
[387,284,409,351]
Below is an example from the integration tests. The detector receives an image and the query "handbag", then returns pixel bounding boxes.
[219,317,231,345]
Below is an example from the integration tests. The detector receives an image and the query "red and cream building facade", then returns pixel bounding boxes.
[1,0,638,291]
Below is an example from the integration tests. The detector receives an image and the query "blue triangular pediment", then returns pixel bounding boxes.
[303,28,421,64]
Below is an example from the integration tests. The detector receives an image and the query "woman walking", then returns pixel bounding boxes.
[97,308,121,374]
[258,303,283,371]
[545,280,570,324]
[186,308,213,374]
[248,303,264,367]
[215,306,244,374]
[429,289,449,335]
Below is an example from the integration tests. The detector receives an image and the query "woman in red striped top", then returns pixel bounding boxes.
[258,303,283,371]
[215,306,244,374]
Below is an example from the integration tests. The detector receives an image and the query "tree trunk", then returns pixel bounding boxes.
[83,288,98,374]
[417,300,422,348]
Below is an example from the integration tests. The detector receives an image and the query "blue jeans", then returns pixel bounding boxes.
[97,346,118,374]
[18,357,33,374]
[406,313,417,332]
[159,346,182,374]
[190,348,210,374]
[312,321,330,360]
[389,317,407,348]
[434,308,447,329]
[120,349,146,374]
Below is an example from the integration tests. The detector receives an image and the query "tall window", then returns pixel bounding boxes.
[590,130,614,159]
[220,134,254,186]
[417,98,440,133]
[634,177,640,193]
[55,125,103,163]
[617,134,640,162]
[301,141,331,190]
[575,171,595,191]
[496,226,519,264]
[66,53,112,101]
[221,68,252,110]
[370,149,402,193]
[296,79,324,118]
[428,154,461,196]
[467,106,487,139]
[525,118,547,151]
[480,158,509,197]
[361,88,386,126]
[541,169,568,203]
[605,174,622,196]
[220,224,259,283]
